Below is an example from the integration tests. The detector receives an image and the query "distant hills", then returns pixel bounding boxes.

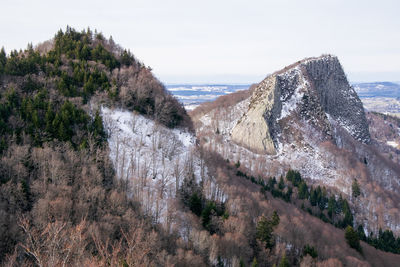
[166,84,250,110]
[353,82,400,98]
[167,81,400,111]
[353,82,400,115]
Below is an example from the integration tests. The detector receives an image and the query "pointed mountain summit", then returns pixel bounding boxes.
[231,55,370,154]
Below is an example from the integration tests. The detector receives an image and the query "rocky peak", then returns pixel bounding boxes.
[231,55,371,154]
[302,55,370,144]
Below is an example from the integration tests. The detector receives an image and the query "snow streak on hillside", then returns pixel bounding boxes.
[101,107,208,224]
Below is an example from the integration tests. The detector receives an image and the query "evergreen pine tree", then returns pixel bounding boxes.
[286,169,294,183]
[352,179,361,198]
[279,252,290,267]
[316,186,322,205]
[0,138,7,154]
[271,210,280,226]
[298,181,308,199]
[217,256,224,267]
[201,201,216,231]
[342,199,353,227]
[285,186,293,202]
[32,110,39,128]
[345,226,362,252]
[0,47,6,73]
[293,170,302,186]
[188,192,202,216]
[251,257,258,267]
[256,213,279,249]
[310,186,317,206]
[268,177,277,190]
[357,225,367,241]
[58,122,68,141]
[318,187,328,210]
[120,49,134,66]
[328,195,336,218]
[80,44,91,60]
[303,244,318,258]
[235,160,241,168]
[286,169,302,186]
[278,176,285,190]
[83,75,95,96]
[45,102,55,134]
[92,110,105,142]
[336,194,343,214]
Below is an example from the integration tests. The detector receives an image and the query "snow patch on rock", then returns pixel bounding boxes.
[387,141,399,148]
[278,67,308,120]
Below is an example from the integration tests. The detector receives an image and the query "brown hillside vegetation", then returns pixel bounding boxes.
[199,150,400,266]
[0,142,206,266]
[367,111,400,164]
[190,84,256,119]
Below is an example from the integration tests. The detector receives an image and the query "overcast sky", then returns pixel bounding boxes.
[1,0,399,83]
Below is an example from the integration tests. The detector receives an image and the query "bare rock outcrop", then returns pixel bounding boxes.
[231,55,370,154]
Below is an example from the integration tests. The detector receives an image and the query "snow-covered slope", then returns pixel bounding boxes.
[101,107,208,224]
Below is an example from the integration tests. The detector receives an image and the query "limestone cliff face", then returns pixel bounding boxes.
[230,76,278,154]
[231,55,371,154]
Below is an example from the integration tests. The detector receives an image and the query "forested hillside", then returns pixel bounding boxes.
[1,28,400,267]
[0,27,196,266]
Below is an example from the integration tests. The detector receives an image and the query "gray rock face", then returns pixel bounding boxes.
[231,55,371,154]
[303,56,371,144]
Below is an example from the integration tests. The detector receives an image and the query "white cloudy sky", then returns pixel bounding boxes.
[1,0,399,83]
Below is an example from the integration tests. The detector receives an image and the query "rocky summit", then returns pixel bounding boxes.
[231,55,371,154]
